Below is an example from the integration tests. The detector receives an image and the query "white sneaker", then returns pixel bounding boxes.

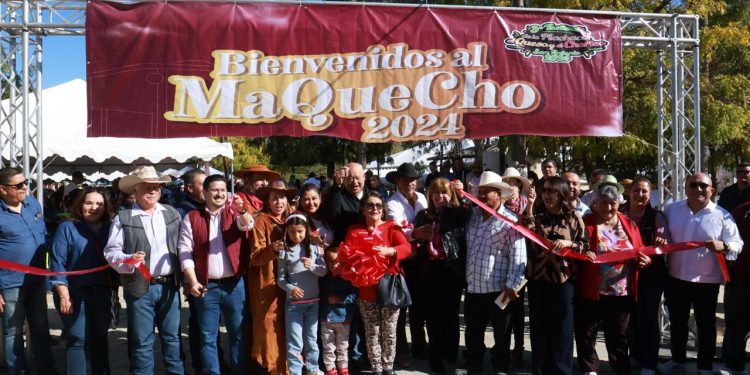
[657,361,687,374]
[582,372,598,375]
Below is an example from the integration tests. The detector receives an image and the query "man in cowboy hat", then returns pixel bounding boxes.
[463,171,527,375]
[562,171,591,216]
[103,165,185,374]
[234,164,282,216]
[386,162,430,365]
[178,174,253,375]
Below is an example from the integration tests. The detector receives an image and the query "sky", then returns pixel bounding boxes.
[43,36,86,88]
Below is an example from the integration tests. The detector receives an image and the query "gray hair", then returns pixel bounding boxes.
[598,185,620,202]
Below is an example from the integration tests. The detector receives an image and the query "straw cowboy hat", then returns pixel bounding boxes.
[386,163,421,184]
[592,175,625,194]
[119,166,171,194]
[255,180,298,203]
[501,167,531,193]
[233,164,281,181]
[474,171,513,198]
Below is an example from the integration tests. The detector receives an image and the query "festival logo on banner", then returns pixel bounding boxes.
[164,42,541,143]
[504,22,609,63]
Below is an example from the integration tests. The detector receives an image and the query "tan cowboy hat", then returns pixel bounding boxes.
[119,166,171,194]
[501,167,531,192]
[592,175,625,194]
[234,164,281,181]
[473,171,513,198]
[255,180,298,203]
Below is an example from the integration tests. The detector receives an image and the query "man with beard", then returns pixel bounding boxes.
[179,174,253,375]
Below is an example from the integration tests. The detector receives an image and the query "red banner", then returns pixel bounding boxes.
[86,1,622,142]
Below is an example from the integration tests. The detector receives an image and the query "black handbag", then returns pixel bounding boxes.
[376,273,412,308]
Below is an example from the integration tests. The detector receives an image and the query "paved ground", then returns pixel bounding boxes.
[0,286,746,374]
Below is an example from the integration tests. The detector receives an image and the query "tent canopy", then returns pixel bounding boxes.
[2,79,233,176]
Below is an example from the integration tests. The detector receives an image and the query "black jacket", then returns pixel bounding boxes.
[413,204,469,279]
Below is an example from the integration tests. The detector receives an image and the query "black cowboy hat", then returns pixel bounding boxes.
[386,163,420,185]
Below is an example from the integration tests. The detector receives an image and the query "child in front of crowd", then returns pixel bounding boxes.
[277,212,328,375]
[319,248,357,375]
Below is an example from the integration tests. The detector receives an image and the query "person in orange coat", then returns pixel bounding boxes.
[574,183,651,375]
[248,180,297,375]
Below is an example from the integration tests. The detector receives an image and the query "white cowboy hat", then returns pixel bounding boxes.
[473,171,513,198]
[119,166,171,194]
[501,167,531,193]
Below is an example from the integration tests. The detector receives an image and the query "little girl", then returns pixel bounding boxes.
[277,212,327,375]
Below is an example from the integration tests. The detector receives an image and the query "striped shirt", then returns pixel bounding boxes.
[465,206,527,294]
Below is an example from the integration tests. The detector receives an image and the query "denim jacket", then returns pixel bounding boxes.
[319,274,357,323]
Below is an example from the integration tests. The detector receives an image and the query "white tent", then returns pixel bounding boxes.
[366,140,475,172]
[2,79,233,177]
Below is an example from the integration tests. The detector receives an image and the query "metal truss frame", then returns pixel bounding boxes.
[0,1,700,204]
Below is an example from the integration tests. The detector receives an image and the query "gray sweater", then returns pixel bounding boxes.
[277,243,327,301]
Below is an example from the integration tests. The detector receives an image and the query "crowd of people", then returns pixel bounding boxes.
[0,159,748,375]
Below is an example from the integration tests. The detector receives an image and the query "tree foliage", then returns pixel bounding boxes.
[219,0,749,181]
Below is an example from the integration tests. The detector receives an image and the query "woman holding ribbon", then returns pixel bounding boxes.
[575,183,650,375]
[412,178,469,374]
[341,191,411,375]
[620,176,671,375]
[522,176,589,375]
[248,180,297,375]
[50,186,117,375]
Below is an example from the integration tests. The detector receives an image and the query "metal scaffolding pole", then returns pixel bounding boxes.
[0,0,702,201]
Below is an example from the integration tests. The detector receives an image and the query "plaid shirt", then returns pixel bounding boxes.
[465,206,527,294]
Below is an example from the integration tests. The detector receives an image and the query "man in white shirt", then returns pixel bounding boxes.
[562,171,591,216]
[179,174,253,375]
[659,173,743,375]
[104,166,185,375]
[385,162,429,365]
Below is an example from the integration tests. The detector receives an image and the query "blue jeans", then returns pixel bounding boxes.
[1,282,55,374]
[285,300,320,375]
[194,278,246,375]
[124,283,184,375]
[54,285,112,375]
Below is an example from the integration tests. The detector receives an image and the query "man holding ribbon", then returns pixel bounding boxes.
[463,171,527,375]
[179,174,253,374]
[659,173,743,375]
[104,165,185,375]
[0,166,57,374]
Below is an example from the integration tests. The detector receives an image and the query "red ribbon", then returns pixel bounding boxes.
[0,258,152,281]
[334,223,396,287]
[458,188,731,282]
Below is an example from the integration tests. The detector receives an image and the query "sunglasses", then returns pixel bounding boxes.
[688,182,711,190]
[365,202,383,210]
[2,180,27,190]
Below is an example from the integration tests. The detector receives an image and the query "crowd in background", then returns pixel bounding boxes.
[0,158,749,375]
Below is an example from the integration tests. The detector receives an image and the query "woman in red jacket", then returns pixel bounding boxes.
[574,183,651,375]
[343,191,411,375]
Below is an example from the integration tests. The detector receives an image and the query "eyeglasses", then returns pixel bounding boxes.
[688,182,710,190]
[2,180,27,190]
[365,202,383,211]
